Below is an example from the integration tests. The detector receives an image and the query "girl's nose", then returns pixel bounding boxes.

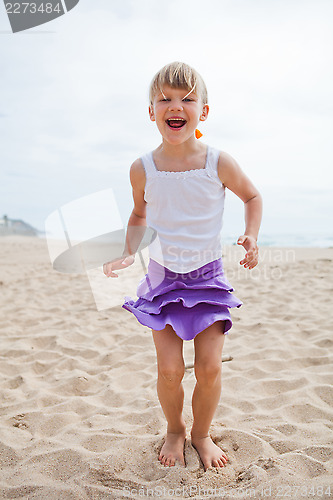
[168,99,184,111]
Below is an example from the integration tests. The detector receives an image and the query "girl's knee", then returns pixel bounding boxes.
[158,362,185,386]
[194,360,221,386]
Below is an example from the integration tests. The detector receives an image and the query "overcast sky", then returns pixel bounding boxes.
[0,0,332,241]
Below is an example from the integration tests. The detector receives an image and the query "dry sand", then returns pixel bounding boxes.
[0,236,332,499]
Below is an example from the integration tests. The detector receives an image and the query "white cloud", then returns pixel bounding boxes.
[0,0,332,232]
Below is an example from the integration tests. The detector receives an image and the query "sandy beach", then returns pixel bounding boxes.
[0,236,332,499]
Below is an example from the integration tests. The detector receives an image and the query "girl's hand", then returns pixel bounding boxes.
[237,235,259,269]
[103,255,135,278]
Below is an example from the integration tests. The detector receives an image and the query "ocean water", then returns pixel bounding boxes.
[38,231,333,248]
[221,232,333,248]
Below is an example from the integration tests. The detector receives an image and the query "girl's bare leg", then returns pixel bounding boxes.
[191,321,228,471]
[152,325,186,467]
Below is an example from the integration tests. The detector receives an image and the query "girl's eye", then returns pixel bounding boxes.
[182,98,194,102]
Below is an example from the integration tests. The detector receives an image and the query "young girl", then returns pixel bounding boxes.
[103,62,262,471]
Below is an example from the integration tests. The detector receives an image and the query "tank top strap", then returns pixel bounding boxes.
[140,151,157,179]
[205,146,222,183]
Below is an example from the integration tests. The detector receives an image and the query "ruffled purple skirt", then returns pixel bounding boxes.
[122,258,242,341]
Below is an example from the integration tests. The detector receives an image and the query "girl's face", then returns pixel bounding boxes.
[149,85,209,145]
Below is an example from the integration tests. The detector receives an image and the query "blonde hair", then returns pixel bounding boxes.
[149,61,208,105]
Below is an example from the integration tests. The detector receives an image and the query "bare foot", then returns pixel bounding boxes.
[158,429,187,467]
[191,434,228,471]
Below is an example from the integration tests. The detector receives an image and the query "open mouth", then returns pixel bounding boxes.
[166,118,187,129]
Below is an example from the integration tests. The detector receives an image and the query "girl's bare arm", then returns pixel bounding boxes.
[218,151,263,269]
[103,159,147,277]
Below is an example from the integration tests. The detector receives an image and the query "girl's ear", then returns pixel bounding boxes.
[149,105,155,121]
[199,104,209,121]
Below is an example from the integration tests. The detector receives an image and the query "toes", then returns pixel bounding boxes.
[161,456,168,467]
[193,440,229,471]
[164,457,175,467]
[159,450,181,467]
[211,458,224,468]
[209,456,228,469]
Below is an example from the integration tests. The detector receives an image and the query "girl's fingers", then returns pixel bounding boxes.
[240,253,255,264]
[107,270,118,277]
[240,253,258,268]
[246,257,259,268]
[103,264,118,277]
[238,236,259,269]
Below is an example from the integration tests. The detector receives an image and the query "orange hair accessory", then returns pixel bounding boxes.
[195,129,203,139]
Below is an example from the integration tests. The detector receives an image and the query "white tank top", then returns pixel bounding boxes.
[140,145,225,273]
